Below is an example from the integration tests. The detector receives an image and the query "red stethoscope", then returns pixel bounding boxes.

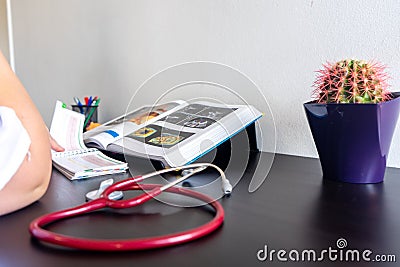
[29,163,232,251]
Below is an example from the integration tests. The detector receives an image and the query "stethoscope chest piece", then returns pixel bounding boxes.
[85,178,123,201]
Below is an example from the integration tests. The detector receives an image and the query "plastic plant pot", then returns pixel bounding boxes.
[304,92,400,183]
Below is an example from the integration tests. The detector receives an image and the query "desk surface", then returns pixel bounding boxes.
[1,153,399,267]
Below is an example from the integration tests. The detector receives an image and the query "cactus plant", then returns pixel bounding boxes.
[305,59,400,183]
[312,59,392,103]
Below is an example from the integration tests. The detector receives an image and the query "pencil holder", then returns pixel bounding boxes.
[71,105,98,131]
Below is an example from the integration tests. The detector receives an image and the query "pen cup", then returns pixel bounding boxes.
[71,105,98,131]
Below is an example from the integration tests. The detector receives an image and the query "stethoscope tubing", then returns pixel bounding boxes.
[29,182,225,251]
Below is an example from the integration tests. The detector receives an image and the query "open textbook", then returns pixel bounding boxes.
[50,101,128,180]
[84,100,263,167]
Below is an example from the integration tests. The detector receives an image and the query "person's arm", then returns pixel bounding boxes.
[0,51,52,215]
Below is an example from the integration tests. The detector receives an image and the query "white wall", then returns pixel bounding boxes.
[0,0,9,61]
[10,0,400,167]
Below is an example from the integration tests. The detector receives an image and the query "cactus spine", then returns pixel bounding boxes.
[313,59,392,104]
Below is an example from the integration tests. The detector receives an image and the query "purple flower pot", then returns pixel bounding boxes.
[304,92,400,183]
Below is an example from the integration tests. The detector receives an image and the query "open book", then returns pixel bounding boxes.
[50,101,128,180]
[84,100,263,167]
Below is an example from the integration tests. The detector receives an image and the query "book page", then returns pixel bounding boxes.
[50,101,86,151]
[113,102,238,158]
[122,103,237,150]
[87,100,262,167]
[157,103,237,132]
[84,101,185,148]
[84,124,128,150]
[106,101,183,126]
[122,124,195,152]
[52,149,127,179]
[53,151,122,172]
[49,100,128,179]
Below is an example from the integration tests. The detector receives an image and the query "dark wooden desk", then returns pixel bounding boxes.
[1,153,399,267]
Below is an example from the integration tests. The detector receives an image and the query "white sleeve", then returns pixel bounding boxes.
[0,106,31,190]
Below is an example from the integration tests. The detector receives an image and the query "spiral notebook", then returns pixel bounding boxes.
[50,101,128,180]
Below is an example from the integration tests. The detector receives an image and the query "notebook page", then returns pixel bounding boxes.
[50,101,87,151]
[52,149,125,174]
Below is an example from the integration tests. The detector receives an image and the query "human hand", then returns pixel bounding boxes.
[50,135,64,152]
